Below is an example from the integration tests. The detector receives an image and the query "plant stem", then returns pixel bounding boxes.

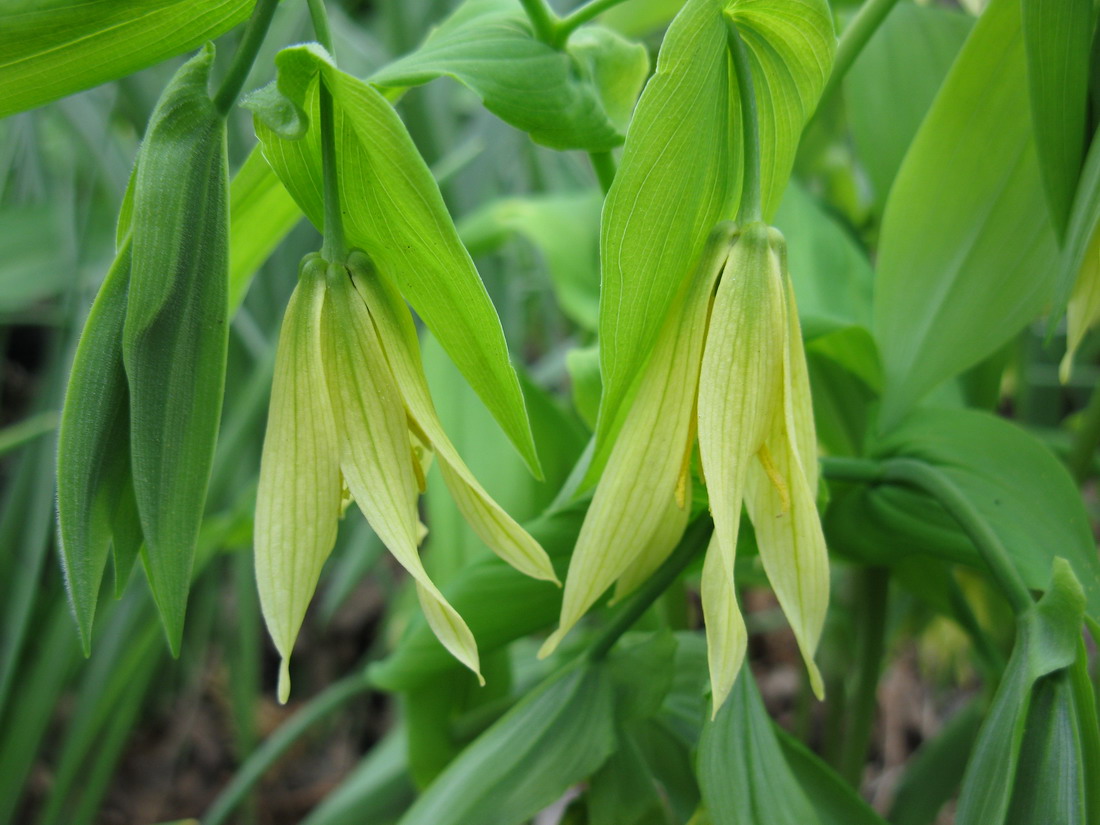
[0,411,57,457]
[820,455,883,484]
[202,669,372,825]
[881,459,1034,616]
[725,18,762,225]
[307,0,336,56]
[587,519,713,661]
[213,0,281,116]
[589,150,617,194]
[839,566,889,787]
[817,0,902,107]
[1068,381,1100,483]
[519,0,560,45]
[556,0,632,44]
[318,79,348,261]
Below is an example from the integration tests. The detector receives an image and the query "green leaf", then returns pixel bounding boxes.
[369,0,649,151]
[458,191,603,329]
[1021,0,1093,236]
[122,46,229,653]
[595,0,834,471]
[397,662,617,825]
[0,0,255,118]
[773,182,873,328]
[698,670,821,825]
[1050,121,1100,330]
[956,559,1086,825]
[587,731,671,825]
[844,1,972,213]
[888,701,984,825]
[873,0,1057,427]
[249,44,542,476]
[828,408,1100,623]
[775,728,888,825]
[56,248,134,653]
[368,504,586,692]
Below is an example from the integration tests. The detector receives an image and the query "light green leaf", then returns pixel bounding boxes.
[369,0,649,151]
[122,46,229,653]
[397,662,617,825]
[249,44,541,476]
[844,1,972,213]
[458,191,603,329]
[873,0,1057,426]
[698,671,821,825]
[0,0,255,118]
[596,0,834,465]
[1021,0,1093,237]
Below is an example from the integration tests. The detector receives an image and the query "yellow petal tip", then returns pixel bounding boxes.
[537,629,565,660]
[278,657,291,704]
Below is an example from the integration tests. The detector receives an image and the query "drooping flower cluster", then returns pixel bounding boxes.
[541,222,828,712]
[256,250,557,701]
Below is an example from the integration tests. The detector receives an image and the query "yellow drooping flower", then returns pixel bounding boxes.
[256,251,558,702]
[542,223,828,714]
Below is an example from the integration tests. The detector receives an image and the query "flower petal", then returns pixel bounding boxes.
[254,261,341,703]
[701,532,747,715]
[322,263,480,682]
[1061,221,1100,383]
[539,232,728,658]
[612,475,692,603]
[349,253,556,585]
[697,224,786,618]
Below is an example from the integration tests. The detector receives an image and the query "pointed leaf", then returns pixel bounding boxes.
[249,45,541,475]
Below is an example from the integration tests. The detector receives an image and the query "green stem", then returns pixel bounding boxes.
[555,0,632,44]
[589,150,617,194]
[202,670,372,825]
[519,0,560,44]
[307,0,336,56]
[587,519,713,661]
[318,79,348,261]
[817,0,902,107]
[881,459,1034,616]
[839,566,889,786]
[1068,381,1100,483]
[821,455,1035,615]
[213,0,281,116]
[0,411,57,457]
[726,18,762,225]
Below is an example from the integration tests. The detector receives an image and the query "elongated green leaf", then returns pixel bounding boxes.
[56,249,133,652]
[370,0,649,151]
[827,407,1100,623]
[0,0,255,118]
[956,559,1085,825]
[844,2,972,212]
[698,671,821,825]
[1021,0,1093,236]
[595,0,834,467]
[873,0,1057,426]
[1051,124,1100,342]
[775,728,888,825]
[123,46,229,653]
[397,662,616,825]
[248,44,541,475]
[458,191,603,329]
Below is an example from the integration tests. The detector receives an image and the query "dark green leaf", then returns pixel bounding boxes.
[698,671,821,825]
[1021,0,1093,236]
[123,46,230,653]
[370,0,649,151]
[0,0,255,118]
[249,44,542,475]
[873,0,1057,426]
[775,727,888,825]
[397,662,617,825]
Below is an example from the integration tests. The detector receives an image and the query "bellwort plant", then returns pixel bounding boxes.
[16,0,1100,821]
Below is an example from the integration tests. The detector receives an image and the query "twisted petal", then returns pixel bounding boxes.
[255,264,342,703]
[701,531,747,715]
[612,473,692,603]
[322,264,480,682]
[350,254,557,584]
[539,231,730,658]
